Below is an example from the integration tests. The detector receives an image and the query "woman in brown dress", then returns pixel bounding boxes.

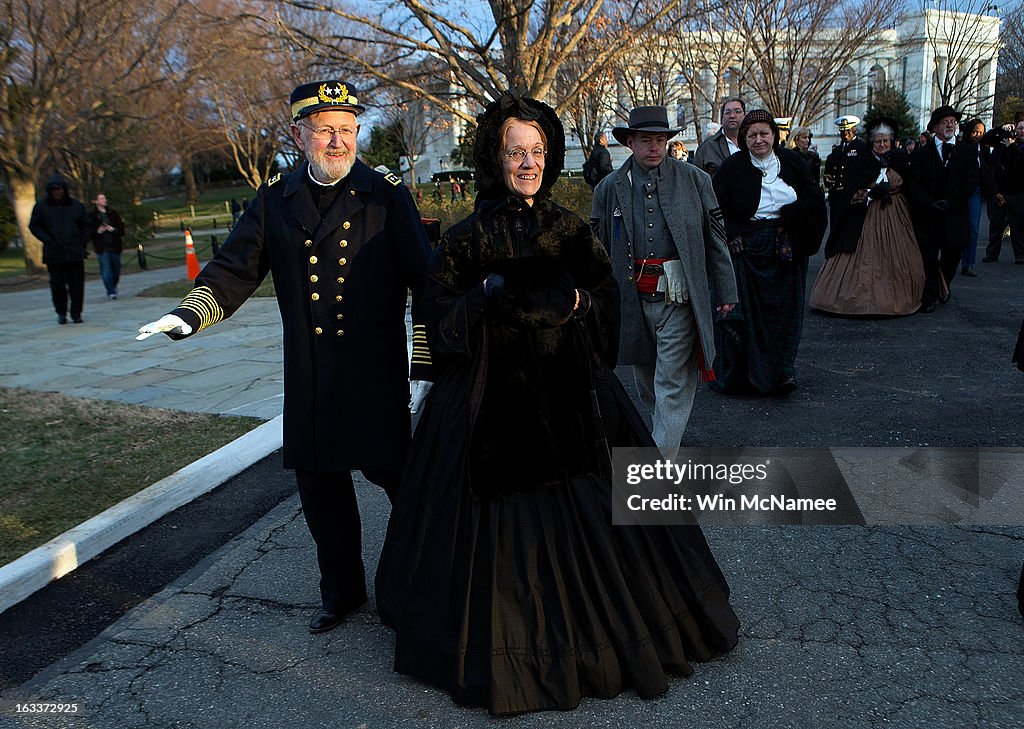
[810,120,925,316]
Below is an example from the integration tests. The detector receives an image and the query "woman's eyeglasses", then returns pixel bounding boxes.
[504,148,547,163]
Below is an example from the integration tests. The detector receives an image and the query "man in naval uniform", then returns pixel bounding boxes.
[138,80,432,634]
[822,115,868,263]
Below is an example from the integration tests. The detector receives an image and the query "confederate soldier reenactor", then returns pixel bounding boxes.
[590,105,737,455]
[138,79,433,634]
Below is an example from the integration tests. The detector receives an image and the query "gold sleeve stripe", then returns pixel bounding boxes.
[179,285,224,332]
[411,324,432,365]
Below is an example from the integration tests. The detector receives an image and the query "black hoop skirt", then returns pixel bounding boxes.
[376,366,740,715]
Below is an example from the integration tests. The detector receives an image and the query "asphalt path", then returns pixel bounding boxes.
[0,456,295,691]
[1,244,1022,726]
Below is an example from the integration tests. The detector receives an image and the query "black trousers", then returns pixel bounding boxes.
[986,199,1009,258]
[1018,562,1024,618]
[47,261,85,318]
[295,468,397,614]
[919,233,966,305]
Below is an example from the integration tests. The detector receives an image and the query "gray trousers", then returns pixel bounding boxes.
[632,297,700,456]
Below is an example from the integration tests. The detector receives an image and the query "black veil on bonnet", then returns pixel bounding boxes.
[472,90,566,205]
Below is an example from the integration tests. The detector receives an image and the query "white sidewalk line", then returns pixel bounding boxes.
[0,415,284,616]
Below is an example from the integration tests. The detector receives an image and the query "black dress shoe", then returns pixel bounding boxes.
[776,377,798,395]
[57,315,67,324]
[961,267,977,277]
[920,302,937,313]
[308,610,346,634]
[72,316,84,323]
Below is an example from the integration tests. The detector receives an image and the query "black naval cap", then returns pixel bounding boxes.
[290,80,366,121]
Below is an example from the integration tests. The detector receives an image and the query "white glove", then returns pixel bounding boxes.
[136,314,192,341]
[410,380,433,413]
[662,259,688,305]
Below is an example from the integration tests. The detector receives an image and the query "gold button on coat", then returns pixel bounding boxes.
[336,329,345,336]
[336,276,345,284]
[339,240,348,248]
[309,255,318,264]
[310,275,318,283]
[336,313,344,320]
[304,239,312,248]
[335,295,342,301]
[314,327,323,335]
[342,221,351,229]
[311,293,320,301]
[338,257,347,266]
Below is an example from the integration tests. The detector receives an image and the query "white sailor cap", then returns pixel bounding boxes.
[835,115,861,131]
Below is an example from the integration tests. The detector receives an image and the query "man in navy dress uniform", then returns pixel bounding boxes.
[139,80,432,633]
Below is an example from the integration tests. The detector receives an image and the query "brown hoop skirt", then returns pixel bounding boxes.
[810,173,925,316]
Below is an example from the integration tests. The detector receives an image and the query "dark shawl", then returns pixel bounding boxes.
[713,146,827,257]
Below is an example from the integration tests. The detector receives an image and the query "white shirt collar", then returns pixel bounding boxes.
[307,164,342,187]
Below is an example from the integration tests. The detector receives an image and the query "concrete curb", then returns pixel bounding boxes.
[0,415,284,615]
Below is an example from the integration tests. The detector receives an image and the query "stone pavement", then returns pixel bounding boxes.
[2,250,1024,727]
[0,265,284,420]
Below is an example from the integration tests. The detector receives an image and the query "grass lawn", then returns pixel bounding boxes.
[0,388,263,567]
[0,177,595,290]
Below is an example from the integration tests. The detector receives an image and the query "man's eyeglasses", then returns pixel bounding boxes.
[504,147,547,163]
[300,122,357,139]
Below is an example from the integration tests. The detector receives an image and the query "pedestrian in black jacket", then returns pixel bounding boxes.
[583,131,613,188]
[983,119,1024,264]
[908,105,979,311]
[29,175,89,324]
[89,193,126,299]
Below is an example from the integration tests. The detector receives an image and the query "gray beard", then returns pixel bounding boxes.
[308,152,355,184]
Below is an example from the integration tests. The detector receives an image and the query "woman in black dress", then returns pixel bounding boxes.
[710,109,827,395]
[375,93,739,715]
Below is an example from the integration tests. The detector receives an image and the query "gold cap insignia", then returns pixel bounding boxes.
[318,83,355,106]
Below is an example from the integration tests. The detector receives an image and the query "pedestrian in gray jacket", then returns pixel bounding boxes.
[692,97,746,176]
[591,106,737,454]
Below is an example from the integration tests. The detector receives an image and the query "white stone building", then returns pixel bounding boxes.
[408,8,1000,180]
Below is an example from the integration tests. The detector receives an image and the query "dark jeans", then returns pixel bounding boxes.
[295,468,397,614]
[961,188,982,268]
[97,251,121,296]
[47,260,84,318]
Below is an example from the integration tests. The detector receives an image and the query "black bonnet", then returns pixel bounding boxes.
[473,91,565,204]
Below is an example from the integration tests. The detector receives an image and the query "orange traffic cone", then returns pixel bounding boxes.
[184,229,200,280]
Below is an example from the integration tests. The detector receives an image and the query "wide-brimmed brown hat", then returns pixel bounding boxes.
[611,106,682,145]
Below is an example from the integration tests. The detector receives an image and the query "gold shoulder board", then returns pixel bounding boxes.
[384,173,402,187]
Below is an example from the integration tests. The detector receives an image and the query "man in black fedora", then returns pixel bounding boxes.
[137,80,433,634]
[590,106,736,456]
[909,104,979,312]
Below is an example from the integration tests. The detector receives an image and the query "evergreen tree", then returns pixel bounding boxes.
[863,82,918,141]
[362,124,402,170]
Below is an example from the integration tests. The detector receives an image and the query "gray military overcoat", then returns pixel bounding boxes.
[590,157,737,369]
